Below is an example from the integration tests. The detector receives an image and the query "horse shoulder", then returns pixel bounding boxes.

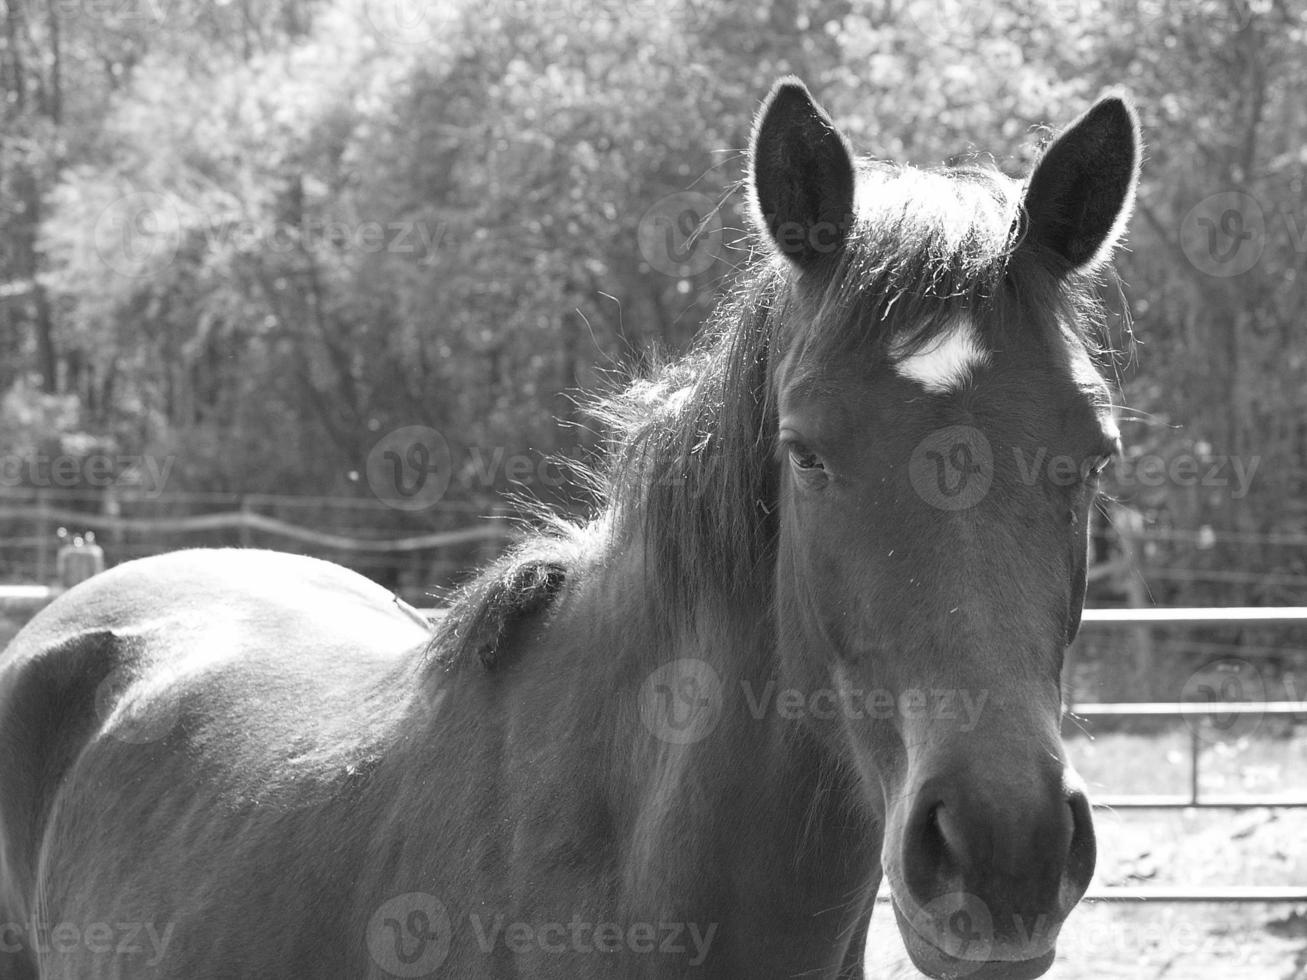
[0,623,130,935]
[0,550,432,917]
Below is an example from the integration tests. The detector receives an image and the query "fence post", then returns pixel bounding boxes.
[34,489,50,583]
[102,486,124,549]
[1114,506,1154,696]
[238,497,253,549]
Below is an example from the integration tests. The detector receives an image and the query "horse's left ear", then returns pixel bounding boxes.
[1021,95,1141,273]
[750,77,856,269]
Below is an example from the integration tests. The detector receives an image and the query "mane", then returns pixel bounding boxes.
[430,160,1117,667]
[428,521,585,669]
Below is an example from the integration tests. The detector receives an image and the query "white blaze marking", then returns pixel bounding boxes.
[892,319,990,393]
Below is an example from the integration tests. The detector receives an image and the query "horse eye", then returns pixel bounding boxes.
[788,444,824,471]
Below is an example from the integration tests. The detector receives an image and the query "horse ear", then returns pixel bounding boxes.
[1021,95,1140,272]
[750,77,856,269]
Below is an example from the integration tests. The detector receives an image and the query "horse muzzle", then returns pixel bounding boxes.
[883,765,1096,979]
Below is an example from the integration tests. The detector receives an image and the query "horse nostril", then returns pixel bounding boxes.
[927,803,972,869]
[900,779,1094,915]
[922,804,948,856]
[902,798,962,905]
[1064,789,1097,892]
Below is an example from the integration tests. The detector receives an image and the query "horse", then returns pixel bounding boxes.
[0,77,1138,979]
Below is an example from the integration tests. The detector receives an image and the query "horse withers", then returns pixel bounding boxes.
[0,78,1137,979]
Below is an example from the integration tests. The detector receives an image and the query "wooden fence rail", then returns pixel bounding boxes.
[0,504,512,554]
[1081,607,1307,626]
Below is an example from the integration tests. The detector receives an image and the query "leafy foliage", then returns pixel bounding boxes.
[3,0,1306,605]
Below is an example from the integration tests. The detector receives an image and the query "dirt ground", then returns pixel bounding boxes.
[866,899,1307,979]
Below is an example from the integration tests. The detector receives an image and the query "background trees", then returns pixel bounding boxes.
[2,0,1305,610]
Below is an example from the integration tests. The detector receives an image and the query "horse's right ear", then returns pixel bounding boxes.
[1020,95,1140,273]
[750,77,856,270]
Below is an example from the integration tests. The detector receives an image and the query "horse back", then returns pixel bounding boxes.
[0,549,435,978]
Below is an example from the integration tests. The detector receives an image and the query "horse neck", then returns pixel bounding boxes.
[554,534,878,935]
